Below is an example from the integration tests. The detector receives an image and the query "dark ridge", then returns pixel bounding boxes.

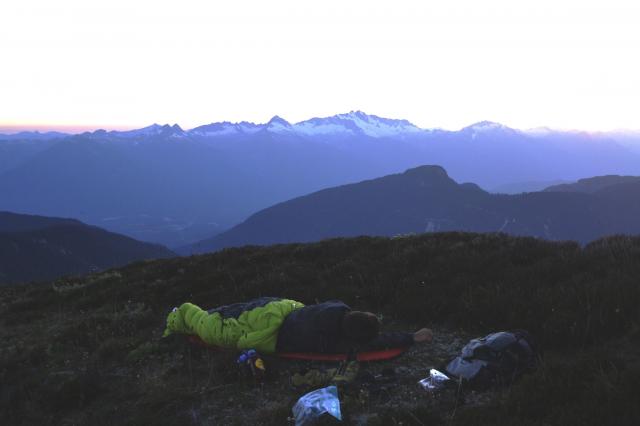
[187,165,640,254]
[544,175,640,193]
[0,212,175,285]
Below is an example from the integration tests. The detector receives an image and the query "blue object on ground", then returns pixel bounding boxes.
[292,385,342,425]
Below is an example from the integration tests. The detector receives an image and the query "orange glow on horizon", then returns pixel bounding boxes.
[0,123,141,134]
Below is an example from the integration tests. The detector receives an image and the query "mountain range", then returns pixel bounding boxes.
[2,112,639,247]
[0,211,174,285]
[184,166,640,253]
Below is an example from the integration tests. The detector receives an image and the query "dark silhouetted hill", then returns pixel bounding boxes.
[544,175,640,193]
[0,211,175,285]
[186,166,640,253]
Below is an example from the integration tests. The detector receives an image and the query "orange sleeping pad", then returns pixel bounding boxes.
[187,335,408,361]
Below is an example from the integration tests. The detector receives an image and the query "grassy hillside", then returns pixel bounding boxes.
[0,211,175,285]
[1,232,639,425]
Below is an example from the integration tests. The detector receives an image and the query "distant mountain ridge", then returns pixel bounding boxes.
[0,211,81,232]
[0,131,69,140]
[185,166,640,253]
[4,115,640,147]
[543,175,640,193]
[2,112,640,247]
[6,113,640,141]
[0,211,175,285]
[0,111,423,140]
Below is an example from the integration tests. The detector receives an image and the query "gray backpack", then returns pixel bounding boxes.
[445,330,537,389]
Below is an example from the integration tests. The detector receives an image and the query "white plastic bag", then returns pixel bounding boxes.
[292,385,342,425]
[418,368,450,392]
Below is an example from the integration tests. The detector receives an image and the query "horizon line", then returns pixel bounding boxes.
[1,112,639,135]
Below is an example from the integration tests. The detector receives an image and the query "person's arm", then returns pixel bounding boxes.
[413,328,433,344]
[363,331,415,350]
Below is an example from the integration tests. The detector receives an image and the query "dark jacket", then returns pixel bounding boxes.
[276,300,414,353]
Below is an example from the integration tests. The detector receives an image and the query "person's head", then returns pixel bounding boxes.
[341,311,380,344]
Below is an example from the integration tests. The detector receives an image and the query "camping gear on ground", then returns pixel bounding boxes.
[292,385,342,426]
[445,330,537,389]
[163,299,305,353]
[187,335,408,362]
[418,368,451,392]
[236,349,266,381]
[278,347,407,362]
[291,360,361,388]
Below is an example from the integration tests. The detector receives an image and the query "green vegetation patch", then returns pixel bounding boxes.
[1,232,639,424]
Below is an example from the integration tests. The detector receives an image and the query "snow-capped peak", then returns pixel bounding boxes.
[115,123,185,138]
[267,115,289,125]
[463,121,509,132]
[293,111,421,138]
[265,115,293,133]
[184,112,424,139]
[190,122,238,136]
[190,121,263,137]
[121,123,163,136]
[461,121,518,140]
[523,127,556,137]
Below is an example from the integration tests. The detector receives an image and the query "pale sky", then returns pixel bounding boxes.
[1,0,639,132]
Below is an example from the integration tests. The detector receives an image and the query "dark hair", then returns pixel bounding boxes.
[341,311,380,344]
